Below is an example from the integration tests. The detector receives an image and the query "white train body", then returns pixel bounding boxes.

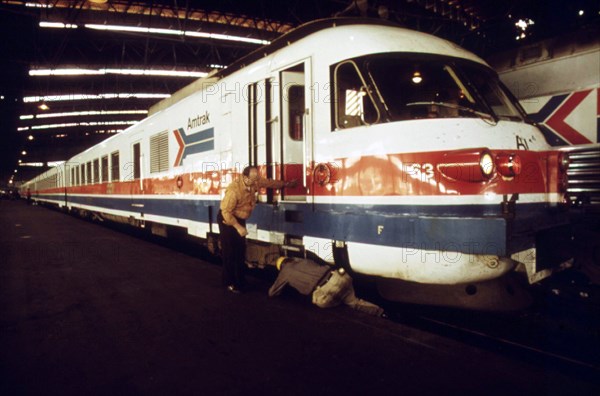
[22,19,580,304]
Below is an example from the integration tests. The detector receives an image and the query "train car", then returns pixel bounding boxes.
[488,31,600,209]
[488,29,599,147]
[21,18,589,310]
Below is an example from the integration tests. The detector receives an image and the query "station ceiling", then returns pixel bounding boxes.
[1,0,598,185]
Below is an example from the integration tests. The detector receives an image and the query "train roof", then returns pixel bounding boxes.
[64,17,489,172]
[150,17,487,115]
[215,17,403,78]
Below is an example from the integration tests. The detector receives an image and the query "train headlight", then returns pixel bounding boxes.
[496,153,522,177]
[479,151,495,178]
[439,148,497,182]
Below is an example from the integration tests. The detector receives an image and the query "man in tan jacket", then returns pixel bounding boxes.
[218,165,295,293]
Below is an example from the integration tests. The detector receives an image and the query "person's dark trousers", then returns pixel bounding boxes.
[217,210,246,289]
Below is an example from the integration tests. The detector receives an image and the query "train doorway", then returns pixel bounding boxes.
[279,60,312,202]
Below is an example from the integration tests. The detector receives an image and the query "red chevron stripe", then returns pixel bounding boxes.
[546,90,593,145]
[173,129,185,167]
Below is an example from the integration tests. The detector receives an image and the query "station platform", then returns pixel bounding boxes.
[0,200,598,395]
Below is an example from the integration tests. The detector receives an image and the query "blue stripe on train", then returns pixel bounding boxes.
[40,194,564,256]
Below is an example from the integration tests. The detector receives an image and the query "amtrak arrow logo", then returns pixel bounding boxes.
[545,89,593,145]
[173,127,215,167]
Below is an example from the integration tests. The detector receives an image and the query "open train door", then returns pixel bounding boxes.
[278,60,312,202]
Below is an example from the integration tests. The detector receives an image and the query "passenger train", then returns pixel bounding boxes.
[22,18,588,309]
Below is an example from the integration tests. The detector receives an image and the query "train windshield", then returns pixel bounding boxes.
[363,54,524,123]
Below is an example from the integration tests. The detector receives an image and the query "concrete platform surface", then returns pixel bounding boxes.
[0,200,598,395]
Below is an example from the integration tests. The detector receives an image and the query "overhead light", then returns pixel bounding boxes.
[184,31,270,45]
[30,69,103,76]
[23,93,170,103]
[88,0,108,4]
[102,68,206,77]
[85,23,270,45]
[515,18,535,40]
[39,22,78,29]
[31,120,137,130]
[578,10,584,16]
[34,109,148,119]
[20,115,34,120]
[17,127,30,131]
[28,135,34,141]
[25,3,53,8]
[29,68,206,78]
[21,150,27,155]
[412,71,422,84]
[38,103,50,111]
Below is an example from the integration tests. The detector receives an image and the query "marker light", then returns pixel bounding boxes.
[558,152,570,171]
[496,153,522,177]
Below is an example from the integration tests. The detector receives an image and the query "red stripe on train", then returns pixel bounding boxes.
[34,149,561,198]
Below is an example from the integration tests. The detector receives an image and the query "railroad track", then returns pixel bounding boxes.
[383,280,600,382]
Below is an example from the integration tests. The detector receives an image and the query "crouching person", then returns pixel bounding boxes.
[268,256,385,317]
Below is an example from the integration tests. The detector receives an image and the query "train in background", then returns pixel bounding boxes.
[21,18,593,310]
[488,29,600,209]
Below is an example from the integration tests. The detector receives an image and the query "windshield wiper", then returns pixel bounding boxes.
[406,101,498,124]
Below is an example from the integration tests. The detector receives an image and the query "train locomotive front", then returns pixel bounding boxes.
[295,21,574,309]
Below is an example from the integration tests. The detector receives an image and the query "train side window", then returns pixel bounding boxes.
[80,164,84,185]
[332,61,380,130]
[101,155,108,183]
[111,151,120,182]
[287,85,305,141]
[133,143,141,180]
[86,162,92,185]
[93,159,100,184]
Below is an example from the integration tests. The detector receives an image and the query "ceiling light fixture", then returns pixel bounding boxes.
[25,3,53,8]
[85,23,270,45]
[29,68,206,78]
[33,110,148,119]
[39,21,78,29]
[23,93,170,103]
[30,120,137,130]
[412,71,423,84]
